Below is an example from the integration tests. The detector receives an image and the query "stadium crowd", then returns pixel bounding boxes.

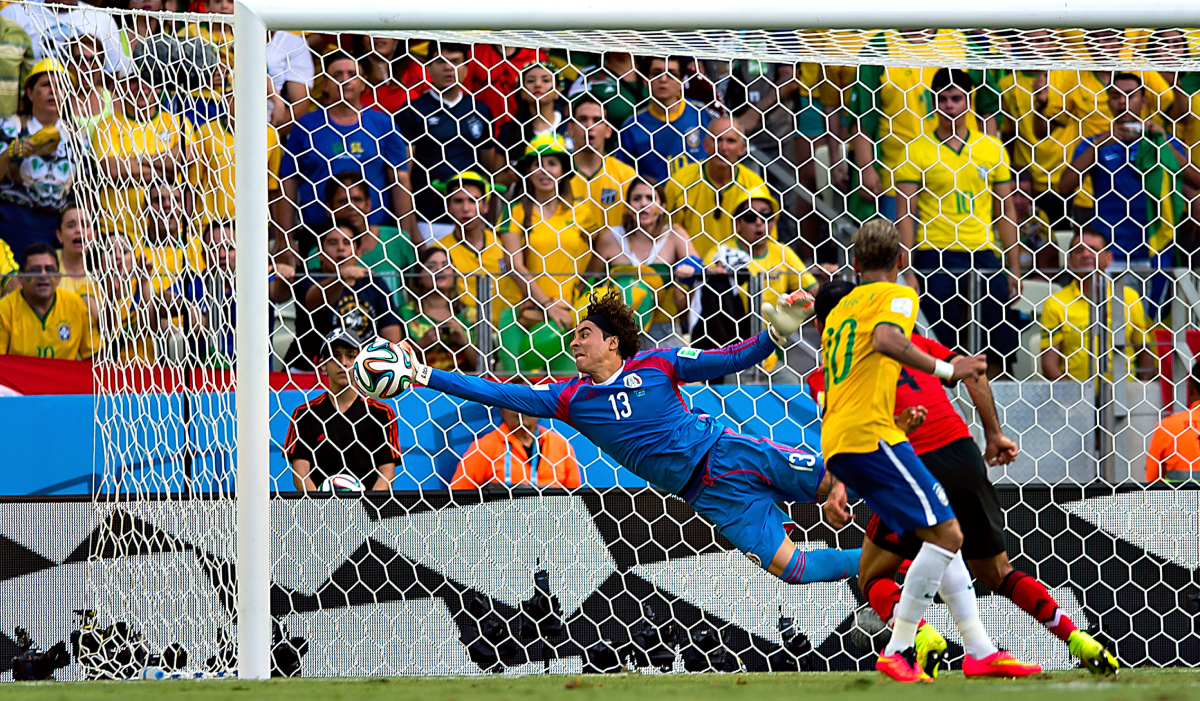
[0,5,1198,485]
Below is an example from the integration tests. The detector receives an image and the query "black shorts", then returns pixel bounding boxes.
[864,437,1007,561]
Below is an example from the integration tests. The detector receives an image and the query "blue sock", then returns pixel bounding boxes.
[779,547,861,584]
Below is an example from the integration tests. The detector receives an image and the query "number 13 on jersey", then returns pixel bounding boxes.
[609,392,632,420]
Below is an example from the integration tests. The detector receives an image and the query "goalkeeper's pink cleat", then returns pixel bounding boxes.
[962,650,1042,678]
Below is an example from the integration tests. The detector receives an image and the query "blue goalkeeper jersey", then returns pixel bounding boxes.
[427,332,776,494]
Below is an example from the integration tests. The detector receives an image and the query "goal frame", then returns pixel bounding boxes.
[231,0,1200,679]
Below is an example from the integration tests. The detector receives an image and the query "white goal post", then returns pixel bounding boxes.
[229,0,1200,680]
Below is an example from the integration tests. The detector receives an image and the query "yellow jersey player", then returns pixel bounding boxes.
[0,243,95,360]
[821,220,1039,682]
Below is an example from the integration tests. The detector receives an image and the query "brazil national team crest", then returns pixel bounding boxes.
[57,322,71,341]
[686,129,701,149]
[623,373,643,388]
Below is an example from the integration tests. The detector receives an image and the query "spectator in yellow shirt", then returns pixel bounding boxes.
[662,116,767,259]
[0,242,94,360]
[54,203,97,319]
[566,93,636,230]
[91,69,193,236]
[1039,229,1154,382]
[140,181,206,294]
[894,68,1018,377]
[432,171,507,319]
[696,187,816,372]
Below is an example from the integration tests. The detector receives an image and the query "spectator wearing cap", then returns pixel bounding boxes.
[451,403,580,490]
[395,41,501,242]
[567,93,637,231]
[1039,228,1154,383]
[592,177,698,348]
[399,246,477,372]
[1058,72,1200,317]
[1146,362,1200,483]
[279,50,416,264]
[285,329,401,492]
[498,134,599,375]
[498,61,565,165]
[431,171,507,319]
[287,223,401,371]
[0,16,33,117]
[894,67,1018,377]
[1,0,125,75]
[662,116,766,259]
[696,186,815,370]
[91,67,194,237]
[0,242,95,360]
[0,58,79,254]
[616,55,711,185]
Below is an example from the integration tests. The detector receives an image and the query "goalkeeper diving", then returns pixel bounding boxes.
[381,288,857,584]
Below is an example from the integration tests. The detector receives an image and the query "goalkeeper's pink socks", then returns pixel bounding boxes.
[999,570,1078,642]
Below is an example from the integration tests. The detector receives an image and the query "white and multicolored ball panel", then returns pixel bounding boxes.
[351,338,415,400]
[319,474,365,493]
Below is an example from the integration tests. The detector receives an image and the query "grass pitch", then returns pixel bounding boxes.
[2,669,1200,701]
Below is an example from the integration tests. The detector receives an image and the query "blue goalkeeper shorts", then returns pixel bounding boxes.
[682,430,825,568]
[826,439,956,536]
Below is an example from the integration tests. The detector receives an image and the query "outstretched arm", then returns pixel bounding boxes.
[674,331,776,383]
[425,369,564,419]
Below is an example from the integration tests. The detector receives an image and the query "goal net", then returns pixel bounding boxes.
[6,0,1200,678]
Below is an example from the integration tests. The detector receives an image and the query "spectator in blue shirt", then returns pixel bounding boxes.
[1060,73,1198,265]
[617,56,712,184]
[279,51,417,265]
[395,41,503,243]
[1059,72,1199,315]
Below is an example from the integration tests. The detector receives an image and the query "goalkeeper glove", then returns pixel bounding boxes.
[399,340,432,387]
[762,289,815,346]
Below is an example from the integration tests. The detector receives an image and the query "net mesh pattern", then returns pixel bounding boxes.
[4,0,1199,676]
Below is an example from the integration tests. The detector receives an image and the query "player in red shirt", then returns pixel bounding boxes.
[812,280,1118,678]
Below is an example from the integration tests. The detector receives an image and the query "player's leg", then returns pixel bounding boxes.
[826,442,958,681]
[830,440,1038,680]
[766,531,860,583]
[902,444,1041,676]
[927,438,1117,675]
[690,434,860,584]
[859,517,948,678]
[980,554,1119,675]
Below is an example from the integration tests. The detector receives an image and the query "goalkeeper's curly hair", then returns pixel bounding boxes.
[585,288,642,359]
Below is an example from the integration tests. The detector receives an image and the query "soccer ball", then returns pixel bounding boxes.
[351,338,415,399]
[320,474,365,493]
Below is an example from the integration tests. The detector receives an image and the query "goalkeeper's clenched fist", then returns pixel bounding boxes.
[762,289,815,346]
